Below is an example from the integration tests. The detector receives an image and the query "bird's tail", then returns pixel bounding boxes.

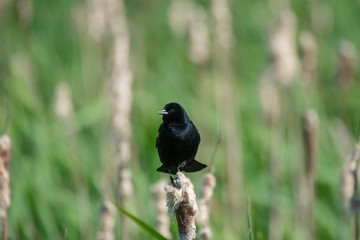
[156,164,169,174]
[183,159,207,173]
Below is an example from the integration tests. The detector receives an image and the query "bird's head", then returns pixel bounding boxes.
[157,102,188,124]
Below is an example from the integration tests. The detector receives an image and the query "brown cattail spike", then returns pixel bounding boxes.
[165,172,198,240]
[302,109,319,174]
[300,31,317,85]
[337,41,356,87]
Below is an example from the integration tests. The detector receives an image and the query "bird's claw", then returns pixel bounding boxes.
[169,170,175,185]
[178,161,187,172]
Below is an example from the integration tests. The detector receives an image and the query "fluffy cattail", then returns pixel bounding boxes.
[151,179,171,239]
[167,0,209,65]
[188,7,209,65]
[165,172,198,240]
[300,31,317,85]
[167,0,193,36]
[337,41,356,87]
[0,135,11,240]
[96,200,116,240]
[86,0,108,41]
[270,10,299,85]
[197,172,216,240]
[211,0,234,52]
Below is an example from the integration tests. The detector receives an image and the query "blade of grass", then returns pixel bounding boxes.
[112,201,169,240]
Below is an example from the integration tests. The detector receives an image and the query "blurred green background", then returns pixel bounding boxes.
[0,0,360,239]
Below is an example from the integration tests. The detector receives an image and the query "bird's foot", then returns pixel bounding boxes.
[169,170,175,185]
[178,161,187,172]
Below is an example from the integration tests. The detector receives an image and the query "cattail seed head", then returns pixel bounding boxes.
[258,76,281,123]
[302,109,319,174]
[96,200,116,240]
[337,41,356,87]
[197,172,216,227]
[300,31,317,85]
[165,172,198,240]
[270,10,299,85]
[151,179,171,238]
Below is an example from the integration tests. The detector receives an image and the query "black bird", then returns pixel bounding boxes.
[156,102,207,175]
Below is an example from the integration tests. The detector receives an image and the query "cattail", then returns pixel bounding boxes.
[296,109,319,239]
[211,0,234,52]
[151,179,172,239]
[336,41,356,87]
[270,10,299,85]
[197,172,216,240]
[341,146,360,217]
[86,0,108,42]
[188,7,209,65]
[167,0,193,36]
[167,0,209,65]
[96,200,116,240]
[15,0,33,28]
[165,172,198,240]
[300,31,317,85]
[0,135,11,240]
[341,144,360,240]
[258,73,281,124]
[211,0,243,231]
[105,0,133,239]
[302,109,319,175]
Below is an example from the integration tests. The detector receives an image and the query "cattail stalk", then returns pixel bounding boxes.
[210,0,244,230]
[96,200,116,240]
[87,0,134,238]
[151,179,172,239]
[341,144,360,240]
[300,31,317,85]
[0,135,11,240]
[188,7,209,66]
[297,109,318,239]
[165,172,198,240]
[53,82,93,238]
[197,172,216,240]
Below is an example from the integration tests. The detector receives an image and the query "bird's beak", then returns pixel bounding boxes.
[157,109,168,115]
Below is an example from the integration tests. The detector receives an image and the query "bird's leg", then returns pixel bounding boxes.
[169,170,174,185]
[178,161,187,172]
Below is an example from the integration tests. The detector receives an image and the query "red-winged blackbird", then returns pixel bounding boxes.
[156,102,207,175]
